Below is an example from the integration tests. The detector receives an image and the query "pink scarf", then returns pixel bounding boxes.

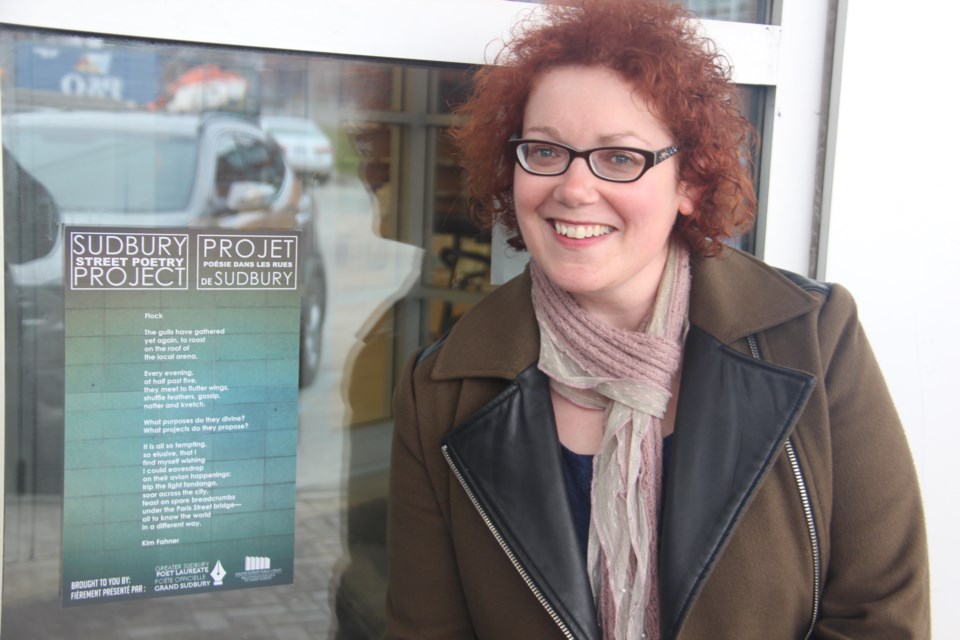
[530,241,690,640]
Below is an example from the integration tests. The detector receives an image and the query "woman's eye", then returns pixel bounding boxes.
[531,145,560,159]
[606,151,640,166]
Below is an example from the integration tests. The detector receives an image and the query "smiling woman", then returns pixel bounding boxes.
[512,66,694,328]
[386,1,929,638]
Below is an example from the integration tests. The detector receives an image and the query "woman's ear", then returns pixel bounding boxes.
[678,182,697,216]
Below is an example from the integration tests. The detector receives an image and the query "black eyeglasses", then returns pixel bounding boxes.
[508,138,679,183]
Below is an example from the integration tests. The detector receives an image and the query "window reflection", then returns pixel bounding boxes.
[429,128,493,339]
[5,117,199,212]
[683,0,769,23]
[1,28,481,639]
[1,26,762,639]
[510,0,771,24]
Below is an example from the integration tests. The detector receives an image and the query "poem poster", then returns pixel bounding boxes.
[61,226,301,606]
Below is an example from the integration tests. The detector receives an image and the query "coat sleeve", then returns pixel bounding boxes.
[813,284,930,639]
[384,353,476,639]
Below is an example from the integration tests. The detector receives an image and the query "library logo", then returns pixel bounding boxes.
[235,555,283,584]
[210,560,226,586]
[245,556,271,571]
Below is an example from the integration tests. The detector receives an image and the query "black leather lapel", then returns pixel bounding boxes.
[659,326,816,639]
[443,365,602,640]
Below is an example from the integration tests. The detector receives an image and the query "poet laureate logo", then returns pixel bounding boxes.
[210,560,226,586]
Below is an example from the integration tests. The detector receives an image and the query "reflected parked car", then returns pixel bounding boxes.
[260,115,334,182]
[3,110,327,388]
[4,109,328,496]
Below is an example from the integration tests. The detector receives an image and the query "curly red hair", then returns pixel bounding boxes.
[451,0,757,256]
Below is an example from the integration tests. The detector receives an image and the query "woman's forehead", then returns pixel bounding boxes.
[522,66,671,145]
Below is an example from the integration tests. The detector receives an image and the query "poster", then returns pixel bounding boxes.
[61,227,301,606]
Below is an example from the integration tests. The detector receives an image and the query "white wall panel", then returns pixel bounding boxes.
[823,1,959,635]
[757,0,830,273]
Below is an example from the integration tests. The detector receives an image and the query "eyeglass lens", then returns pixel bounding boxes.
[517,141,649,181]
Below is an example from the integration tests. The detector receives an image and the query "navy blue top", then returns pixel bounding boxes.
[560,435,673,559]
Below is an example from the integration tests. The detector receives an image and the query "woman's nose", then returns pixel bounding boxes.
[553,157,601,207]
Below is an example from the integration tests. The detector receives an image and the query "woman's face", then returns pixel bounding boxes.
[515,65,693,323]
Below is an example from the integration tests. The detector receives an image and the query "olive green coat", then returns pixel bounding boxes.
[386,248,929,639]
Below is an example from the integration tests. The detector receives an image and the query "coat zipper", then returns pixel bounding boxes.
[747,335,821,639]
[442,444,576,640]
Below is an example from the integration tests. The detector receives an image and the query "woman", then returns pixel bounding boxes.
[386,1,929,638]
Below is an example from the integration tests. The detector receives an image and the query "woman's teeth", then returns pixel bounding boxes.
[553,222,614,239]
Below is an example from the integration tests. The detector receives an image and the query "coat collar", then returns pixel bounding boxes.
[686,249,820,344]
[443,365,603,640]
[659,327,815,637]
[431,248,821,382]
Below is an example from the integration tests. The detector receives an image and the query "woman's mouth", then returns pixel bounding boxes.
[553,221,614,239]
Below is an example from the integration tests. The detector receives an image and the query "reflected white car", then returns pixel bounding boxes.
[4,109,327,388]
[261,115,334,181]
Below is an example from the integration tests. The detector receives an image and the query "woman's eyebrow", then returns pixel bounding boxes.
[595,132,656,147]
[523,126,656,148]
[523,125,562,138]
